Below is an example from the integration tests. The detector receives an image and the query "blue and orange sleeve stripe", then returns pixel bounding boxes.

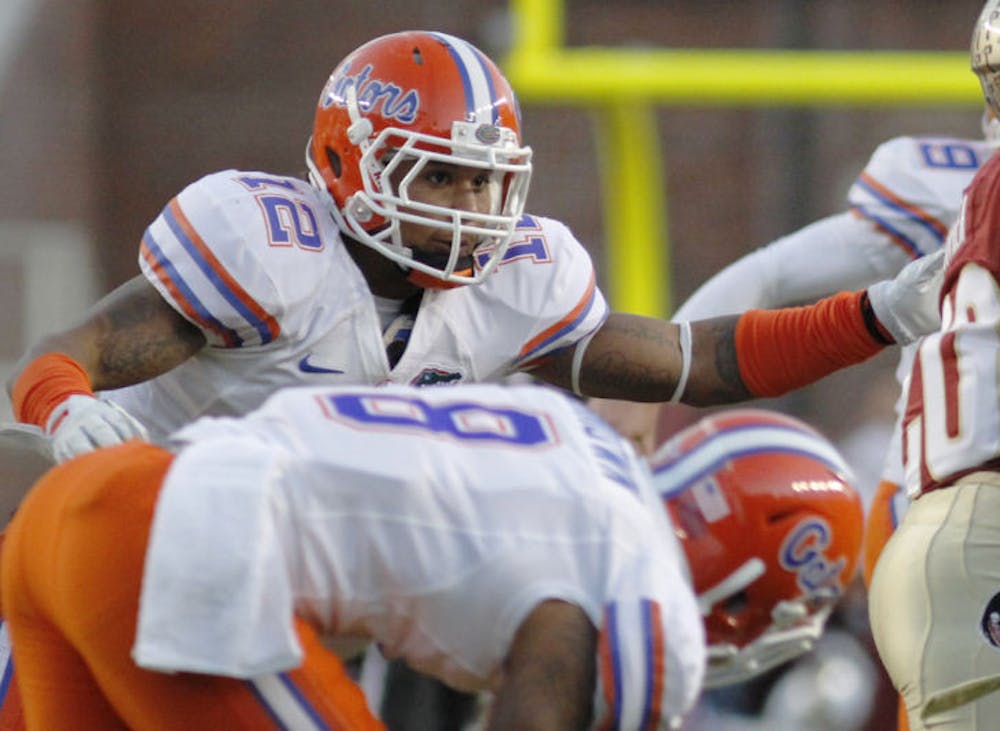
[640,600,665,730]
[140,231,244,347]
[594,599,671,730]
[596,603,622,731]
[139,197,282,347]
[516,271,603,369]
[164,199,280,344]
[851,172,949,258]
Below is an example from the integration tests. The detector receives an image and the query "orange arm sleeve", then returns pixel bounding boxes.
[735,290,888,399]
[11,353,93,427]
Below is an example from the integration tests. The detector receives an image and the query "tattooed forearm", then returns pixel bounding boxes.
[94,318,202,386]
[9,275,208,392]
[572,314,681,401]
[530,312,754,405]
[93,281,205,386]
[581,347,676,398]
[687,317,753,405]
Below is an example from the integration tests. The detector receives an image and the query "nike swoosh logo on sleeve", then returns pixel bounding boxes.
[297,355,345,374]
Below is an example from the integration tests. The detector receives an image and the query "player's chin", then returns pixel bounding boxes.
[411,248,475,273]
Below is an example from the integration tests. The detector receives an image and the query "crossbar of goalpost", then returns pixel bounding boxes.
[504,0,981,317]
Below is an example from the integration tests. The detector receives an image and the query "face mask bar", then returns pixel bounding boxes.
[703,602,833,688]
[982,108,1000,145]
[697,557,840,688]
[696,557,765,616]
[352,127,531,282]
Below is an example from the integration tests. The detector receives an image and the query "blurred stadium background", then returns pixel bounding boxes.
[0,1,988,727]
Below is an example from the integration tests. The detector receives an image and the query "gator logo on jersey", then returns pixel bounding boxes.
[411,368,463,386]
[321,62,420,125]
[980,592,1000,649]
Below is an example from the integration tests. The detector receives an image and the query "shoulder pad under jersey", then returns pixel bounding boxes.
[848,136,995,258]
[138,170,343,348]
[483,214,609,368]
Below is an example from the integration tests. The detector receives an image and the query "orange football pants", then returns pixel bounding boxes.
[863,479,904,589]
[1,440,383,731]
[863,479,910,731]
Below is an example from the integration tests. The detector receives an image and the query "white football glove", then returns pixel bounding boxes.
[866,248,944,346]
[45,394,149,462]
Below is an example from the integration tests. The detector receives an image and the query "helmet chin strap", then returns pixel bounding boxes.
[405,268,470,290]
[335,217,475,291]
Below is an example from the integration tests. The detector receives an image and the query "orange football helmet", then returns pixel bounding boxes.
[649,409,863,687]
[306,31,533,287]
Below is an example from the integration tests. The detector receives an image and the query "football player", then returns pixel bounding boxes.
[1,383,863,730]
[0,29,940,727]
[8,32,938,460]
[868,3,1000,729]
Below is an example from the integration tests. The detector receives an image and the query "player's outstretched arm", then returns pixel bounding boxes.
[673,211,909,321]
[487,599,596,731]
[6,275,206,460]
[583,211,915,451]
[533,250,942,406]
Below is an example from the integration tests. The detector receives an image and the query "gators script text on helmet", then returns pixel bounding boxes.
[650,409,863,688]
[306,31,533,288]
[973,1,1000,122]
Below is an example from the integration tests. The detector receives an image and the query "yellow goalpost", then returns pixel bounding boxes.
[503,0,981,316]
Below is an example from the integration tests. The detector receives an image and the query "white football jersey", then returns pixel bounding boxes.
[103,171,608,440]
[848,135,994,259]
[134,383,705,728]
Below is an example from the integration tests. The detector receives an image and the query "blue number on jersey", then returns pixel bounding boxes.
[475,214,553,269]
[323,393,556,446]
[257,195,323,250]
[234,175,324,251]
[236,176,298,191]
[919,142,980,170]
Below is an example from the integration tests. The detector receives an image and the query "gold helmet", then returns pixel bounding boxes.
[972,1,1000,120]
